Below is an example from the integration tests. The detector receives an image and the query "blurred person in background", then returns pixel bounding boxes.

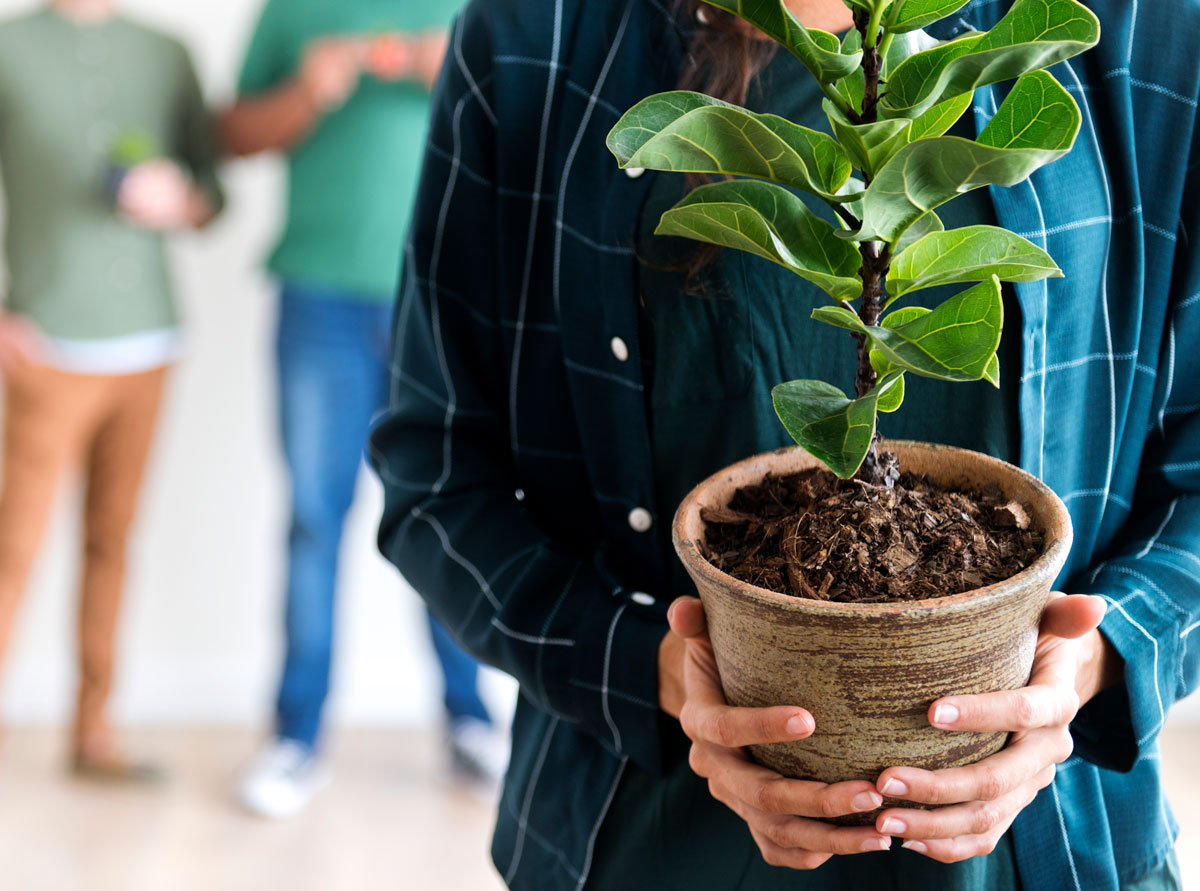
[221,0,504,820]
[0,0,223,780]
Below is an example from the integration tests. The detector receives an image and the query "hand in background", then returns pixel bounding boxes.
[663,596,894,868]
[299,37,367,112]
[118,159,210,231]
[365,31,448,91]
[0,314,42,374]
[366,33,414,82]
[410,31,450,91]
[873,593,1111,863]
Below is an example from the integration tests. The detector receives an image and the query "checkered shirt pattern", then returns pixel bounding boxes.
[369,1,1200,888]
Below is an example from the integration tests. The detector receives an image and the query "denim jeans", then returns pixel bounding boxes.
[274,284,490,749]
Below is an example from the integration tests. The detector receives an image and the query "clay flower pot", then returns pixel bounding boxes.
[672,441,1072,823]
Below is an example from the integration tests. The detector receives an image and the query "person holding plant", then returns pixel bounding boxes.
[370,0,1194,888]
[0,0,223,780]
[221,0,504,819]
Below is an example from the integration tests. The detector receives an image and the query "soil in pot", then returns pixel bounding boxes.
[702,454,1044,604]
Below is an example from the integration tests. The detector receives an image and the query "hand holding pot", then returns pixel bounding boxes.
[665,596,895,866]
[872,593,1115,863]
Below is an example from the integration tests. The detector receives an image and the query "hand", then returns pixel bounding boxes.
[366,33,415,82]
[873,593,1113,863]
[664,597,894,869]
[299,37,367,111]
[0,314,42,373]
[117,159,207,231]
[409,31,449,91]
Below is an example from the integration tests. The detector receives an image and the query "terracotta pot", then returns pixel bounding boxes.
[672,441,1073,824]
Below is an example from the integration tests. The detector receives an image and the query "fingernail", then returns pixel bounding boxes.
[786,715,811,736]
[880,777,909,798]
[880,817,907,835]
[852,791,883,812]
[902,840,928,854]
[932,703,960,726]
[861,837,892,852]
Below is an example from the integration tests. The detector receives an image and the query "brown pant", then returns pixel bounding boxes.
[0,360,166,751]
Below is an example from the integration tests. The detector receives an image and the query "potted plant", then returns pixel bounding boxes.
[607,0,1099,815]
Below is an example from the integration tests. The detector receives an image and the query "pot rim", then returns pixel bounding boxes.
[672,440,1074,617]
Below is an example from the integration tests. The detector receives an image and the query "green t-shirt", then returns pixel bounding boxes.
[238,0,464,300]
[0,9,223,340]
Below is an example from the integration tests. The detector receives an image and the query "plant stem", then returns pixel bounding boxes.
[854,242,890,398]
[853,6,892,485]
[821,81,857,122]
[877,32,895,73]
[864,4,887,49]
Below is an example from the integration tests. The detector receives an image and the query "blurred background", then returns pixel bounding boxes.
[0,1,1193,890]
[0,0,513,888]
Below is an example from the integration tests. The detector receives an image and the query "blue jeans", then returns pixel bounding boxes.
[274,284,490,749]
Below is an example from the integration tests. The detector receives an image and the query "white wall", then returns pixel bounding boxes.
[0,0,516,729]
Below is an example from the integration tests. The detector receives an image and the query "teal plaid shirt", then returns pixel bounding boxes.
[369,1,1200,888]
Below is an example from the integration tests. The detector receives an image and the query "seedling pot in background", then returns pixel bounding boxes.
[672,441,1072,823]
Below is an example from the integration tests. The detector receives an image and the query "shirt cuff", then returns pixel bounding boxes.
[570,588,671,775]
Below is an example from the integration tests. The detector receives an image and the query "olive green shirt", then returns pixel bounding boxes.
[237,0,463,300]
[0,8,223,340]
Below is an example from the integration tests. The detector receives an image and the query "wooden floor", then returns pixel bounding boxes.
[0,726,1194,890]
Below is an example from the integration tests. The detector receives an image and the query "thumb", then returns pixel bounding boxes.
[1042,593,1107,640]
[667,596,707,640]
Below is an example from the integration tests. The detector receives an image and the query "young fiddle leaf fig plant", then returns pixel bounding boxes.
[607,0,1100,481]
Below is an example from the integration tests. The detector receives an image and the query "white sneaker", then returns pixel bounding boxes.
[448,717,509,785]
[236,738,330,819]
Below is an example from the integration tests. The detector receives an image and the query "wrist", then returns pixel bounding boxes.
[1076,627,1123,705]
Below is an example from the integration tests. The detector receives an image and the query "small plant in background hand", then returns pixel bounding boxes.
[104,129,160,205]
[608,0,1100,484]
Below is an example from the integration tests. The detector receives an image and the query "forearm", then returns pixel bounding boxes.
[219,79,322,156]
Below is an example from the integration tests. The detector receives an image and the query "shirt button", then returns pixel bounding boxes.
[624,166,646,179]
[610,336,629,362]
[628,507,653,533]
[630,591,656,607]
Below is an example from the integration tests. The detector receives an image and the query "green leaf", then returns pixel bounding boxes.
[907,90,974,141]
[823,89,972,178]
[893,211,944,254]
[870,306,931,377]
[852,71,1081,243]
[812,277,1003,381]
[607,91,853,201]
[656,180,863,301]
[983,353,1001,387]
[882,0,1101,118]
[824,101,912,177]
[772,372,905,478]
[876,372,906,412]
[842,0,892,13]
[889,0,972,33]
[702,0,862,83]
[888,225,1062,298]
[976,70,1080,150]
[834,29,866,113]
